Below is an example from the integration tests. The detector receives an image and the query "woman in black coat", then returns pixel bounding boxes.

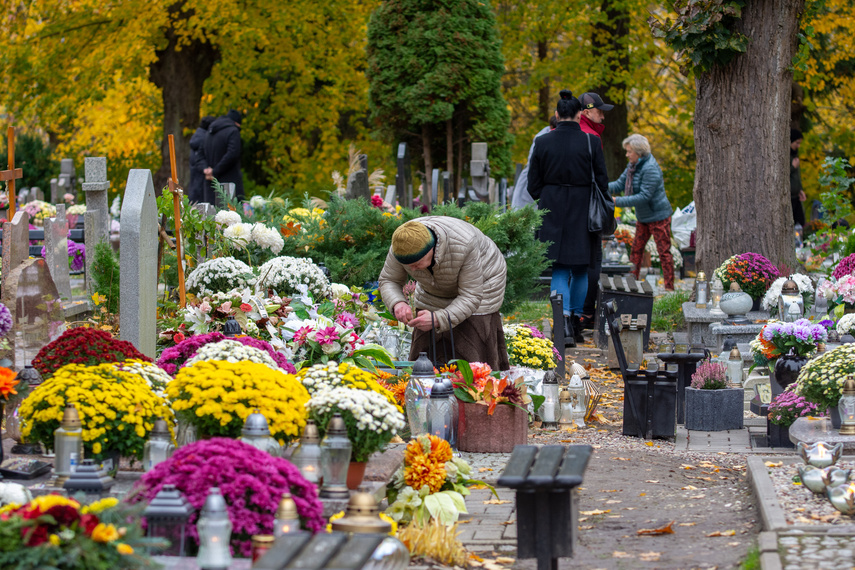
[528,90,611,345]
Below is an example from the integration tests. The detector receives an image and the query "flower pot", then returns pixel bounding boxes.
[767,421,795,448]
[772,354,808,398]
[751,297,761,312]
[100,449,121,477]
[830,406,842,430]
[684,387,744,431]
[458,402,528,453]
[347,461,367,490]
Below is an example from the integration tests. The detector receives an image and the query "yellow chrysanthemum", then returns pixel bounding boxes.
[117,543,134,555]
[404,455,446,493]
[91,523,120,543]
[49,534,61,546]
[82,497,118,515]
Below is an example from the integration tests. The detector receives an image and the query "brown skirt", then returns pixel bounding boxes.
[409,312,510,371]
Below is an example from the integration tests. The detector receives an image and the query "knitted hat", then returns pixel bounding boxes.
[227,109,243,124]
[392,221,435,265]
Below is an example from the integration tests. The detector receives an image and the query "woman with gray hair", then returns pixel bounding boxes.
[609,134,675,290]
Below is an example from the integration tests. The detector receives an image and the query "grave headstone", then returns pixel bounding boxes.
[430,168,439,207]
[442,171,451,204]
[50,178,59,204]
[1,211,30,291]
[58,158,76,199]
[346,154,370,200]
[44,204,72,301]
[31,187,43,201]
[81,157,110,244]
[120,170,158,359]
[84,209,106,294]
[470,142,490,199]
[395,143,411,207]
[383,184,396,206]
[499,178,508,211]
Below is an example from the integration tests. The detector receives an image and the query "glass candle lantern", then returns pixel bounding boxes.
[710,279,724,315]
[428,376,456,446]
[273,493,301,537]
[143,484,193,556]
[839,376,855,436]
[694,271,708,309]
[143,417,176,472]
[239,410,282,457]
[727,347,743,388]
[54,403,84,486]
[319,414,352,500]
[405,352,434,437]
[539,370,560,428]
[604,237,624,265]
[439,373,459,450]
[777,279,804,323]
[197,488,233,570]
[290,420,322,484]
[558,389,574,430]
[566,374,588,427]
[331,492,410,570]
[222,315,242,337]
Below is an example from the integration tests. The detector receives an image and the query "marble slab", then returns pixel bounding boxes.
[789,416,855,451]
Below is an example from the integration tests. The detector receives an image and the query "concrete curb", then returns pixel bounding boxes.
[746,456,789,531]
[758,531,782,570]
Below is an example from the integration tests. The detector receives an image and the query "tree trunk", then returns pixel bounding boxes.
[589,0,629,180]
[446,118,454,203]
[694,0,804,275]
[422,124,433,208]
[537,40,550,123]
[149,7,218,192]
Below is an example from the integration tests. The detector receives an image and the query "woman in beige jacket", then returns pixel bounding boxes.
[378,217,509,370]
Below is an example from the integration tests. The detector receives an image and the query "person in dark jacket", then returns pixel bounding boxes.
[528,90,611,345]
[790,129,806,227]
[609,134,674,290]
[203,109,244,204]
[188,116,214,203]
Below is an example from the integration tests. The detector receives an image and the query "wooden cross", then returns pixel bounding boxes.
[167,134,186,308]
[1,127,23,219]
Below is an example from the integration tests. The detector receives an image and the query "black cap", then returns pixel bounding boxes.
[580,93,614,112]
[790,128,803,143]
[227,109,243,124]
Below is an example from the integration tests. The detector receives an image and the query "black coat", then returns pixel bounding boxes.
[528,121,610,266]
[203,116,243,203]
[188,126,208,203]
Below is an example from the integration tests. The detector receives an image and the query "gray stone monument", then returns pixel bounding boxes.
[346,154,370,200]
[82,157,110,244]
[470,142,490,199]
[430,168,439,207]
[83,209,106,294]
[50,178,59,204]
[1,211,31,291]
[58,159,76,195]
[383,184,396,206]
[442,171,451,204]
[499,178,507,211]
[44,204,72,301]
[120,169,158,358]
[31,187,43,201]
[395,143,412,207]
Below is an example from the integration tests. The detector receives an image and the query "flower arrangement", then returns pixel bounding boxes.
[767,389,821,427]
[254,256,330,300]
[504,324,561,371]
[690,359,727,390]
[66,204,87,216]
[220,221,285,255]
[832,253,855,280]
[283,315,369,369]
[297,361,402,411]
[761,274,814,314]
[714,252,779,300]
[22,200,56,225]
[0,495,157,569]
[451,360,534,415]
[794,343,855,410]
[156,331,295,375]
[306,385,405,462]
[836,313,855,337]
[166,360,309,444]
[19,363,173,459]
[376,370,409,408]
[179,287,290,339]
[817,274,855,318]
[131,438,325,557]
[185,257,254,297]
[759,319,827,358]
[113,359,172,398]
[385,435,486,525]
[748,326,777,372]
[31,327,151,380]
[184,339,284,371]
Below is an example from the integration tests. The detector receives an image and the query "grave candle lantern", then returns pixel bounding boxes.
[319,414,352,500]
[239,410,282,457]
[827,483,855,515]
[273,493,300,537]
[558,389,574,430]
[539,370,560,429]
[196,487,233,570]
[566,374,588,427]
[290,420,322,484]
[222,315,241,337]
[63,459,114,502]
[53,403,83,486]
[694,271,708,309]
[142,484,193,556]
[405,352,434,437]
[727,347,743,388]
[838,376,855,435]
[330,492,410,570]
[710,279,724,316]
[428,376,456,446]
[143,417,175,472]
[777,279,804,323]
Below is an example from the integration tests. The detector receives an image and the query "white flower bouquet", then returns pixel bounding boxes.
[186,257,254,296]
[296,361,400,410]
[180,287,290,344]
[761,274,814,313]
[837,313,855,337]
[184,339,283,371]
[255,256,330,299]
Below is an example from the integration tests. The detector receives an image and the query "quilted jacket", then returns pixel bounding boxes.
[609,154,672,224]
[378,216,506,332]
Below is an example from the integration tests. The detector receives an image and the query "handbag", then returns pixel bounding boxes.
[586,133,617,235]
[429,311,456,365]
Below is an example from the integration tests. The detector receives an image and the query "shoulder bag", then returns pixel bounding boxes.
[586,133,617,235]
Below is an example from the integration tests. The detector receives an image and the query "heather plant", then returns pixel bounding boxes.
[690,359,727,390]
[767,389,820,427]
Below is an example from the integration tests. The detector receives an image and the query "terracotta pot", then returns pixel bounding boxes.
[458,402,528,453]
[347,461,367,490]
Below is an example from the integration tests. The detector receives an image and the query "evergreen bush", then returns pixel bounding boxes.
[90,241,120,314]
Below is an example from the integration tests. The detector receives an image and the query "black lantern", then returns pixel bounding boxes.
[63,459,114,503]
[143,484,194,556]
[17,365,42,387]
[222,315,242,337]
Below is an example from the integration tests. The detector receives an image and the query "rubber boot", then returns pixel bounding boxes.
[563,315,576,348]
[571,314,585,344]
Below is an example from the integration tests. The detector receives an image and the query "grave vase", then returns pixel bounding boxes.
[751,297,761,312]
[767,421,795,448]
[830,406,842,430]
[772,354,808,396]
[458,402,528,453]
[346,461,367,490]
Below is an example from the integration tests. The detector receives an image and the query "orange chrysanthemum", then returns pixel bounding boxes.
[404,435,452,466]
[377,376,408,408]
[404,454,446,493]
[0,367,18,400]
[427,435,452,463]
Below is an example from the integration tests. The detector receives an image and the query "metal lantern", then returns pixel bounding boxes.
[319,414,352,499]
[143,417,176,472]
[53,403,83,486]
[197,487,233,570]
[839,376,855,436]
[567,374,588,427]
[331,492,410,570]
[428,376,456,447]
[694,271,708,309]
[603,237,624,265]
[727,347,743,388]
[777,279,804,322]
[290,420,322,484]
[222,315,242,337]
[539,370,560,428]
[63,459,115,502]
[558,389,574,430]
[239,410,282,457]
[273,493,301,537]
[709,279,725,316]
[17,364,42,387]
[142,483,193,556]
[439,373,458,449]
[405,352,434,437]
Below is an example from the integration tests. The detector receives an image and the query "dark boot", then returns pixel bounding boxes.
[571,314,584,344]
[563,315,576,348]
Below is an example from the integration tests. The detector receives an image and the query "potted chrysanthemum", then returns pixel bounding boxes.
[793,343,855,428]
[766,389,820,448]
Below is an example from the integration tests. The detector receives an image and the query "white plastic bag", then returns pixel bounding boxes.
[671,201,696,249]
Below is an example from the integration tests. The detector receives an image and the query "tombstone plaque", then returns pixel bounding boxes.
[1,211,31,291]
[81,157,110,244]
[346,155,370,201]
[442,171,451,204]
[396,143,411,207]
[58,159,76,199]
[44,204,72,301]
[430,168,439,207]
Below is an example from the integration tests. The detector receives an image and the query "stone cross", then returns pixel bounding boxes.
[1,210,30,291]
[470,142,490,200]
[44,204,72,301]
[346,154,370,200]
[396,143,411,208]
[82,157,110,244]
[1,127,23,218]
[120,169,158,358]
[83,209,106,294]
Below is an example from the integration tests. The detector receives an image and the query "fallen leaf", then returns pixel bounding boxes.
[583,358,597,363]
[689,495,706,500]
[581,509,611,516]
[612,457,631,461]
[605,500,622,504]
[707,530,736,537]
[479,468,494,472]
[600,489,620,493]
[501,521,513,525]
[678,522,696,527]
[645,480,659,483]
[469,554,484,563]
[457,519,471,524]
[579,525,594,530]
[495,557,516,565]
[637,521,675,535]
[645,441,654,446]
[764,461,783,468]
[639,552,661,562]
[612,551,633,558]
[483,499,511,505]
[681,485,698,491]
[727,542,741,546]
[639,493,646,497]
[681,464,696,470]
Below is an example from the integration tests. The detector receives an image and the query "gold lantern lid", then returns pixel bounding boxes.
[781,279,799,295]
[61,404,81,429]
[559,389,572,403]
[843,376,855,396]
[696,271,706,281]
[729,347,742,361]
[300,420,321,444]
[729,282,742,293]
[330,492,391,534]
[276,493,299,520]
[327,414,348,437]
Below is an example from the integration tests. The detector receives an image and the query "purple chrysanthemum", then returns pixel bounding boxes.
[0,303,12,337]
[156,331,296,375]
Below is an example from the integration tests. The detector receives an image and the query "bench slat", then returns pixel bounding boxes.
[497,445,538,488]
[253,531,312,569]
[526,445,565,487]
[287,532,348,569]
[555,445,594,488]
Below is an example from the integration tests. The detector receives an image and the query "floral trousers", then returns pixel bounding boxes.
[630,217,675,290]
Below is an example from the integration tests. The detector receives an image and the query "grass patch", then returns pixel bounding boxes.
[504,299,552,326]
[651,290,691,332]
[740,544,760,570]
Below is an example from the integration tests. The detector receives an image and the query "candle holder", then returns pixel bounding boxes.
[797,441,844,469]
[798,465,852,494]
[827,483,855,515]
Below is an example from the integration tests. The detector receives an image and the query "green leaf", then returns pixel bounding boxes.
[530,393,545,413]
[453,387,476,403]
[353,344,395,368]
[450,359,474,386]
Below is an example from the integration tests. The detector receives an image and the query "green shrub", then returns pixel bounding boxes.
[651,290,690,332]
[91,241,120,314]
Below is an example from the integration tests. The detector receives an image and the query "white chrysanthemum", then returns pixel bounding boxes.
[184,339,280,371]
[249,195,267,209]
[837,313,855,336]
[330,283,351,299]
[762,274,814,311]
[255,256,330,299]
[224,222,253,245]
[252,224,284,254]
[186,257,254,296]
[215,210,242,228]
[305,386,405,434]
[114,360,172,398]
